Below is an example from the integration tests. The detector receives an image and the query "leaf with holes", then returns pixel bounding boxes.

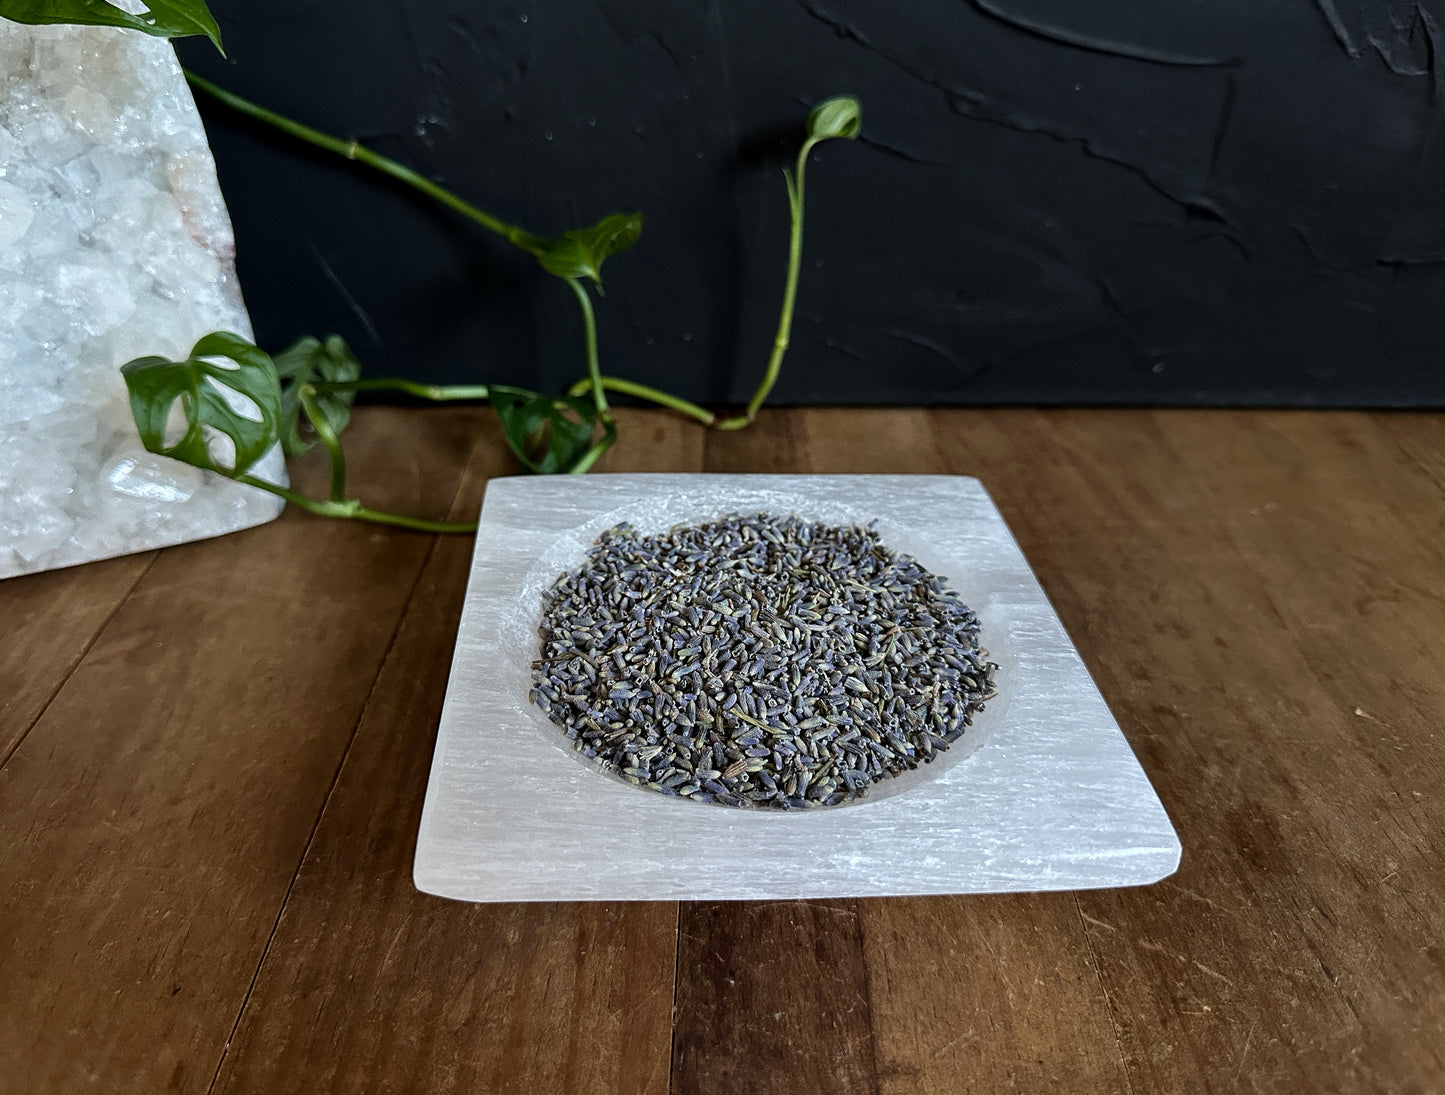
[536,212,643,287]
[120,331,282,477]
[0,0,224,53]
[272,334,361,457]
[489,385,607,474]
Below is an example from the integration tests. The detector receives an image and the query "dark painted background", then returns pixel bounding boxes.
[179,1,1445,406]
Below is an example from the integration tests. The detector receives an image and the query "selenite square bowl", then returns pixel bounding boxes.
[414,473,1180,902]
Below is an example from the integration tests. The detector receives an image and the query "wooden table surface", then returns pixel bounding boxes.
[2,407,1441,1094]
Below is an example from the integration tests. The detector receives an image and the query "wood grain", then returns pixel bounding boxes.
[4,407,1443,1095]
[862,894,1132,1095]
[0,552,154,762]
[1373,411,1445,497]
[796,408,946,475]
[788,411,1134,1094]
[673,901,880,1095]
[209,408,699,1094]
[673,410,1136,1094]
[1140,410,1445,1092]
[919,409,1445,1093]
[703,409,800,473]
[668,410,875,1094]
[0,408,488,1094]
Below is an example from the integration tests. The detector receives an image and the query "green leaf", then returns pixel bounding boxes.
[0,0,225,54]
[272,334,361,457]
[537,212,643,286]
[564,416,618,475]
[489,385,608,475]
[120,331,282,477]
[806,95,862,142]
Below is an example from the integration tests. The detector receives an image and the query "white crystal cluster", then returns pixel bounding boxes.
[0,22,285,579]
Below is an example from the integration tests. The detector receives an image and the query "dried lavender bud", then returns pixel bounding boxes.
[532,513,997,809]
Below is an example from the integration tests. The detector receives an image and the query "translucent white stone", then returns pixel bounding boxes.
[0,22,286,579]
[104,453,202,504]
[0,179,34,248]
[416,474,1182,902]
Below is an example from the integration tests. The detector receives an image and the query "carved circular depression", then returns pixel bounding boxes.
[528,511,1000,810]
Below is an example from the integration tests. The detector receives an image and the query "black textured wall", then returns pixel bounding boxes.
[179,1,1445,406]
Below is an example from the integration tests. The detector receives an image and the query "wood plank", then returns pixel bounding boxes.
[917,409,1445,1093]
[210,408,698,1094]
[798,408,1132,1094]
[594,407,711,474]
[0,552,154,763]
[0,407,487,1094]
[11,405,1444,1095]
[1146,410,1445,1092]
[702,409,801,473]
[1375,410,1445,496]
[675,408,1126,1094]
[675,410,875,1095]
[796,408,945,474]
[863,894,1131,1095]
[917,409,1304,1092]
[707,407,949,477]
[1160,409,1445,743]
[673,901,880,1095]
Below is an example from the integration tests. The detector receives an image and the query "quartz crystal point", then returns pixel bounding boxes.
[0,22,286,579]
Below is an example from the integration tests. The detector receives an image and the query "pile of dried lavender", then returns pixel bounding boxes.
[530,513,996,809]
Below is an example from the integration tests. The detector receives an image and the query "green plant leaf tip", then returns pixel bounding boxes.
[0,0,225,54]
[807,95,862,141]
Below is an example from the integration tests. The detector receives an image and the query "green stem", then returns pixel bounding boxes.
[564,375,716,426]
[564,277,610,420]
[234,475,478,534]
[733,136,818,428]
[309,377,490,401]
[567,432,615,475]
[183,70,548,259]
[297,385,347,502]
[712,411,753,431]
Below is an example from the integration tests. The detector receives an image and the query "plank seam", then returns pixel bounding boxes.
[0,551,159,773]
[666,901,683,1095]
[203,533,444,1095]
[204,410,491,1094]
[851,900,886,1095]
[1073,893,1138,1095]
